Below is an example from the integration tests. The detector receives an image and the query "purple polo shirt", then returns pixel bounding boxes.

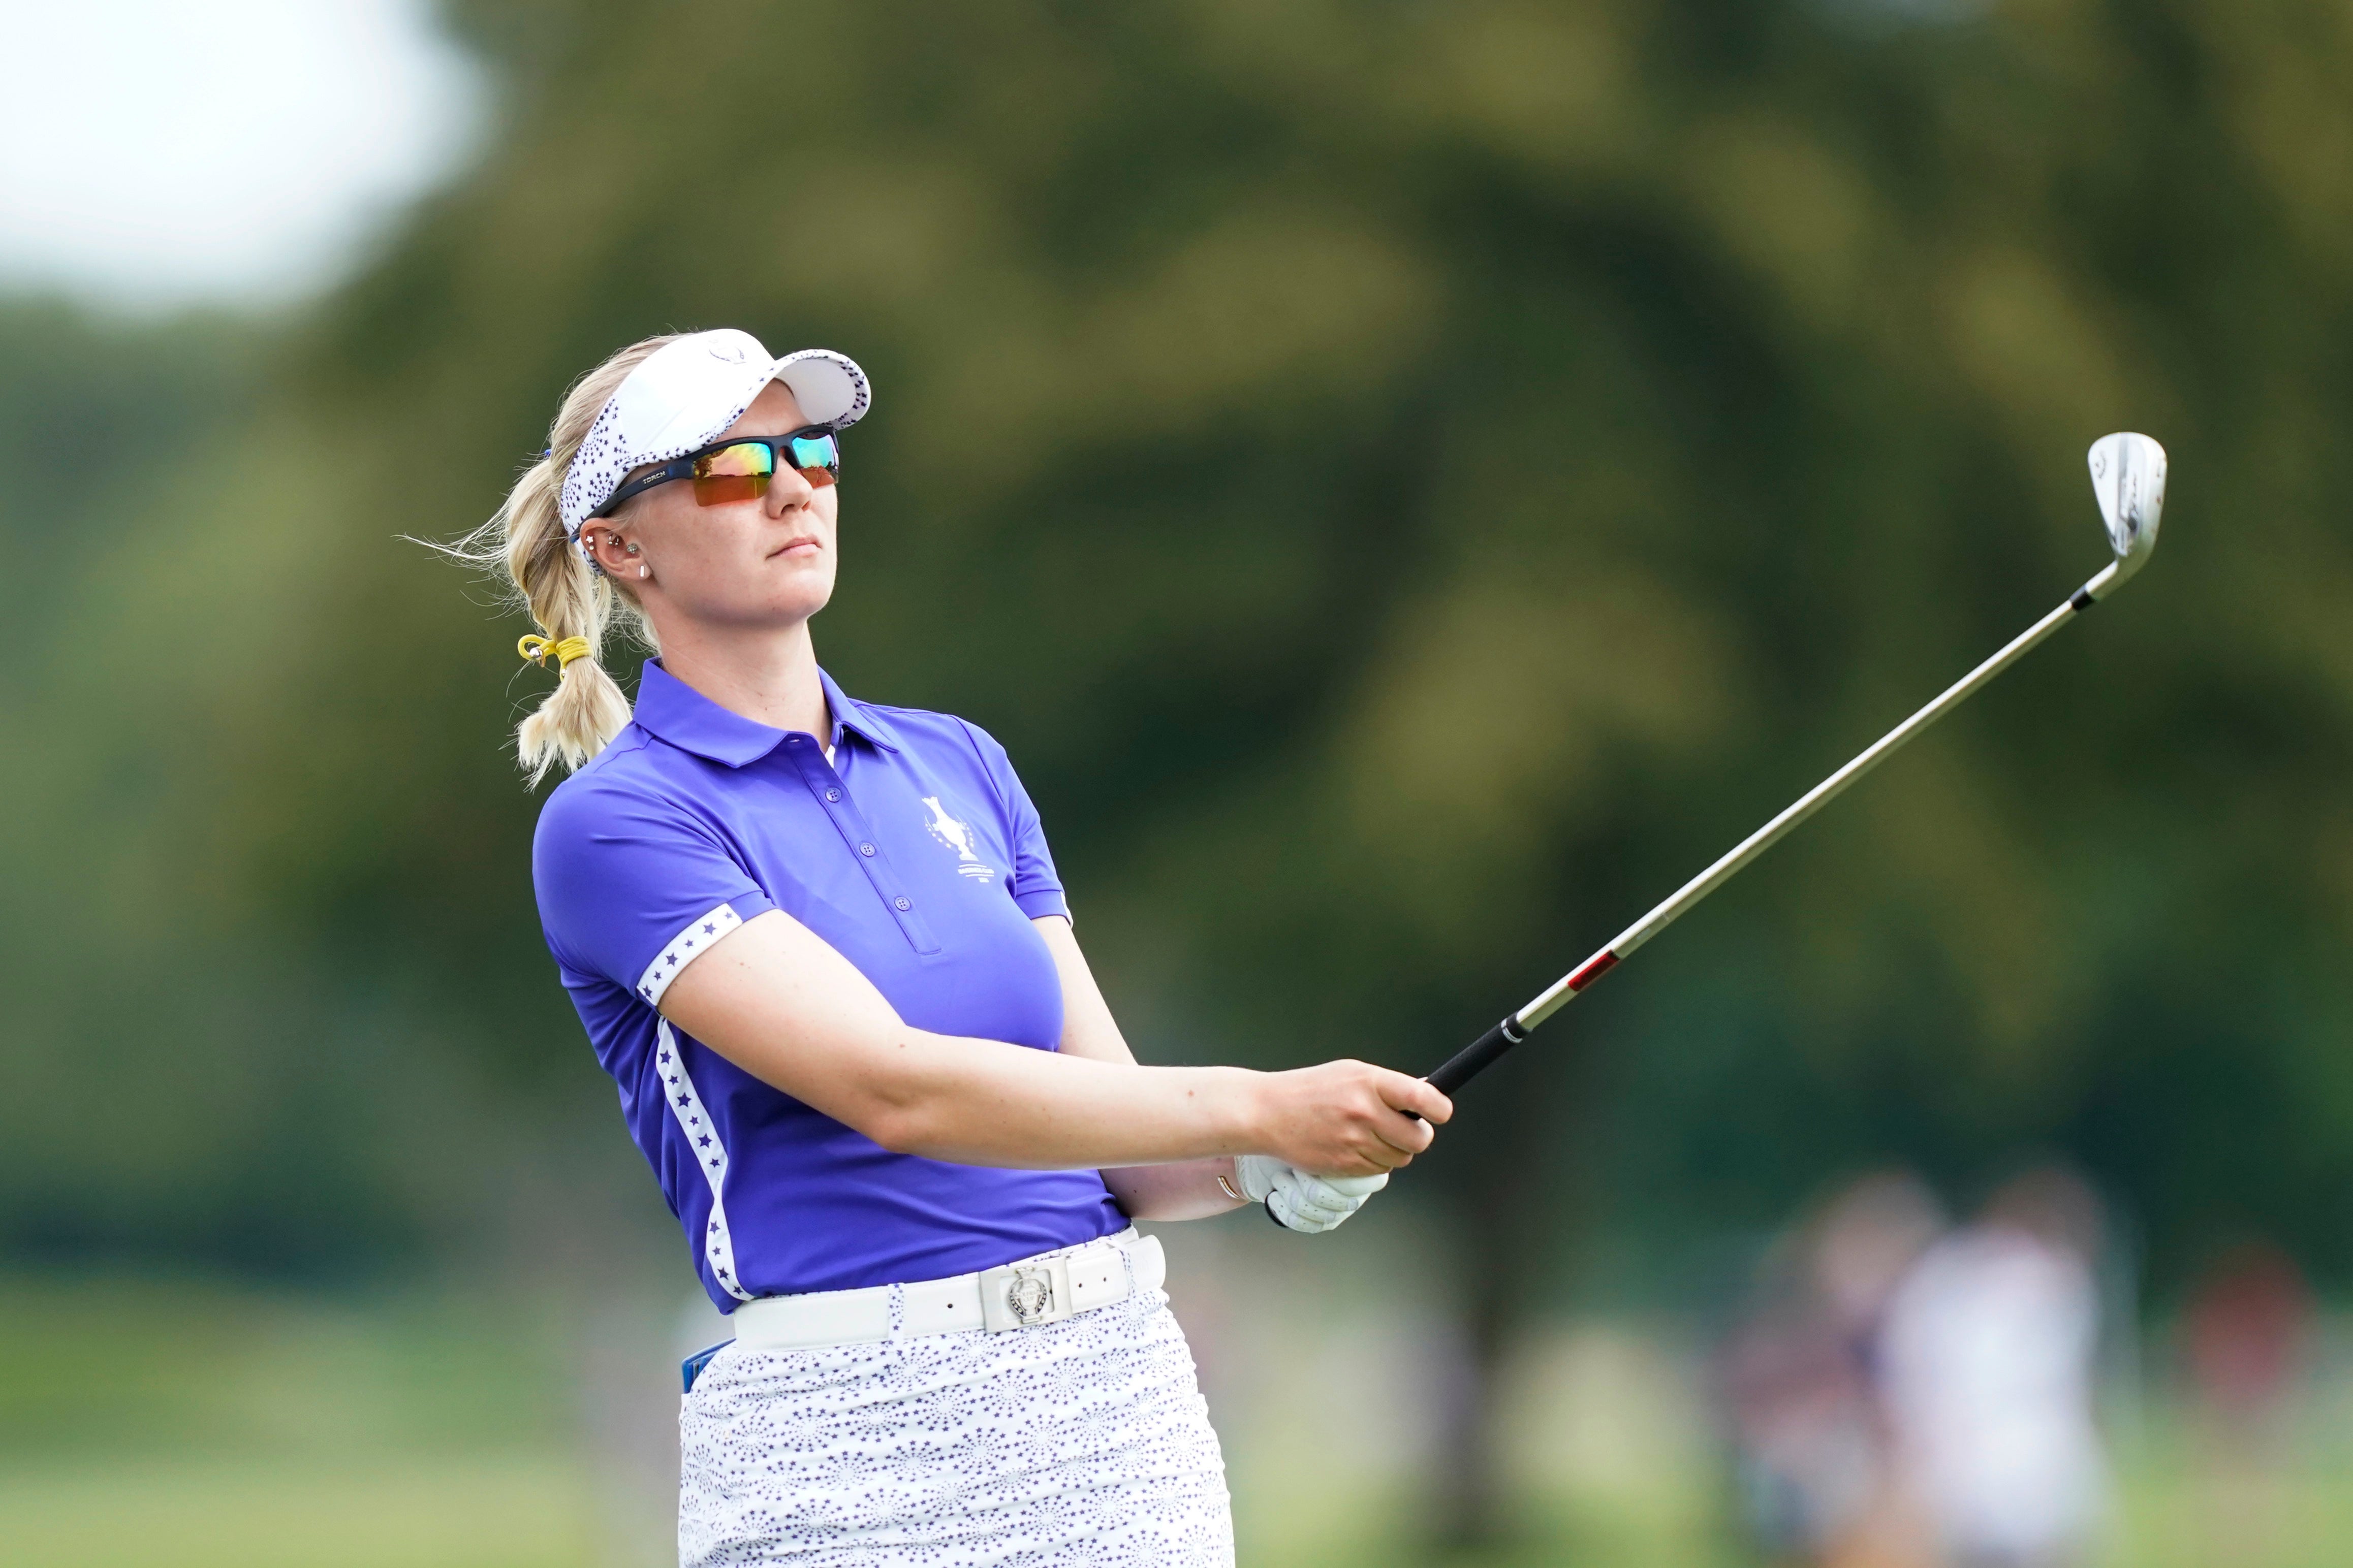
[532,662,1124,1308]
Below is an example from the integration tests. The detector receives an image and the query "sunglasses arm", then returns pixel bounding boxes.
[592,457,692,523]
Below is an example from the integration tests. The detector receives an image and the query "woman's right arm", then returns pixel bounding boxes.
[659,908,1450,1176]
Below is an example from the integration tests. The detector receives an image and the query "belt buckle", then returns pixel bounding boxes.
[980,1254,1073,1331]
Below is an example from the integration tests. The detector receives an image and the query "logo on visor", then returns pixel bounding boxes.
[709,341,748,364]
[922,797,996,882]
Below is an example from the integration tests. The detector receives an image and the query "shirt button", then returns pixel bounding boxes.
[826,788,842,802]
[786,735,802,746]
[894,897,912,911]
[859,842,876,856]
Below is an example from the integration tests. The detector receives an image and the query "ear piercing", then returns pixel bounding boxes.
[586,529,645,577]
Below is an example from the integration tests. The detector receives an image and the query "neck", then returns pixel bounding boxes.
[657,618,830,740]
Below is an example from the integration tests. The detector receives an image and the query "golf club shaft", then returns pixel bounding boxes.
[1422,561,2121,1096]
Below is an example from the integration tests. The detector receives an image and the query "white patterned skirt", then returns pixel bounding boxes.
[678,1262,1233,1566]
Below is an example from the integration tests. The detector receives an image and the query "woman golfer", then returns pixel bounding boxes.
[450,328,1452,1564]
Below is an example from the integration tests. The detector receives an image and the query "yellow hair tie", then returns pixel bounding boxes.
[518,633,594,671]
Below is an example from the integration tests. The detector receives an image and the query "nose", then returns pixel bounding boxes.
[764,461,818,516]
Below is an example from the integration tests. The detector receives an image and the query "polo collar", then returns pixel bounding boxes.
[819,667,905,754]
[633,660,902,767]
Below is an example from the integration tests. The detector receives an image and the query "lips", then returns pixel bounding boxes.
[769,533,823,558]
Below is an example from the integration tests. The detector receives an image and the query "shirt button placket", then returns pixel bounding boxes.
[789,737,938,955]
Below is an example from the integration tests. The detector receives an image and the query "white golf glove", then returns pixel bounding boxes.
[1233,1156,1389,1234]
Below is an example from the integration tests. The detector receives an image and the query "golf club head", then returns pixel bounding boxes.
[2087,432,2166,583]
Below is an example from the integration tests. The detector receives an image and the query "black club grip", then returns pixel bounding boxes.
[1422,1015,1529,1098]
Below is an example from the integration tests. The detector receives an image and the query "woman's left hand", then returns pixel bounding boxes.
[1234,1156,1388,1234]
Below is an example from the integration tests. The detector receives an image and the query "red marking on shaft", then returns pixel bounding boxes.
[1566,951,1620,992]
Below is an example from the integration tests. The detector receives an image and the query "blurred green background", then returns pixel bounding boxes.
[4,1,2352,1563]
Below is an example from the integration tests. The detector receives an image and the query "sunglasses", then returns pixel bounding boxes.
[593,426,841,519]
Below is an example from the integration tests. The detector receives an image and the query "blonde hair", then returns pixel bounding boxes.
[433,334,681,785]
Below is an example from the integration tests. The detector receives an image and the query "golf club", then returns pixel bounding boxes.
[1420,432,2168,1098]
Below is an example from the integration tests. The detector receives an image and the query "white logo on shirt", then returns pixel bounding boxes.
[922,796,996,881]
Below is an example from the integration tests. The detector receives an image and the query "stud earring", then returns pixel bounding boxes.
[639,564,650,580]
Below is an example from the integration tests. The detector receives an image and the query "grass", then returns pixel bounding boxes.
[0,1455,592,1568]
[0,1273,600,1567]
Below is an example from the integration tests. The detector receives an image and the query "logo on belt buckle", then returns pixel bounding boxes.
[1005,1266,1056,1325]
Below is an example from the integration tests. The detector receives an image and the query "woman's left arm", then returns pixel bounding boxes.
[1033,915,1248,1222]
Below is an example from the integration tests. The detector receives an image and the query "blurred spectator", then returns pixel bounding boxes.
[2181,1240,2314,1558]
[2184,1241,2312,1436]
[1879,1166,2108,1568]
[1722,1170,1945,1565]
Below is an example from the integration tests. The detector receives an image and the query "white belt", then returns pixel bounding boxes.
[730,1229,1165,1352]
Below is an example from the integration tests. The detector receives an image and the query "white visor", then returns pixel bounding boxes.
[558,328,870,540]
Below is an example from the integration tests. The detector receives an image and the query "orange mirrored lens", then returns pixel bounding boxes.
[692,472,770,504]
[691,441,776,506]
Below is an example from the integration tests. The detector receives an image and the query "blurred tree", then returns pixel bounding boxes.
[8,0,2353,1546]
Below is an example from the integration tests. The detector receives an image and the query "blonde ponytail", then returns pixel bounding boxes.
[429,334,682,785]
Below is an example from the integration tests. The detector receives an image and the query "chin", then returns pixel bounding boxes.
[765,573,836,622]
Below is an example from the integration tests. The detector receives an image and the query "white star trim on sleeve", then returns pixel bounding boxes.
[638,903,743,1008]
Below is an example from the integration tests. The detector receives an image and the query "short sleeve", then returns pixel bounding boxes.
[532,778,777,1008]
[957,720,1069,922]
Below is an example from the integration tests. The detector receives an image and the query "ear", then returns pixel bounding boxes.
[582,526,635,578]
